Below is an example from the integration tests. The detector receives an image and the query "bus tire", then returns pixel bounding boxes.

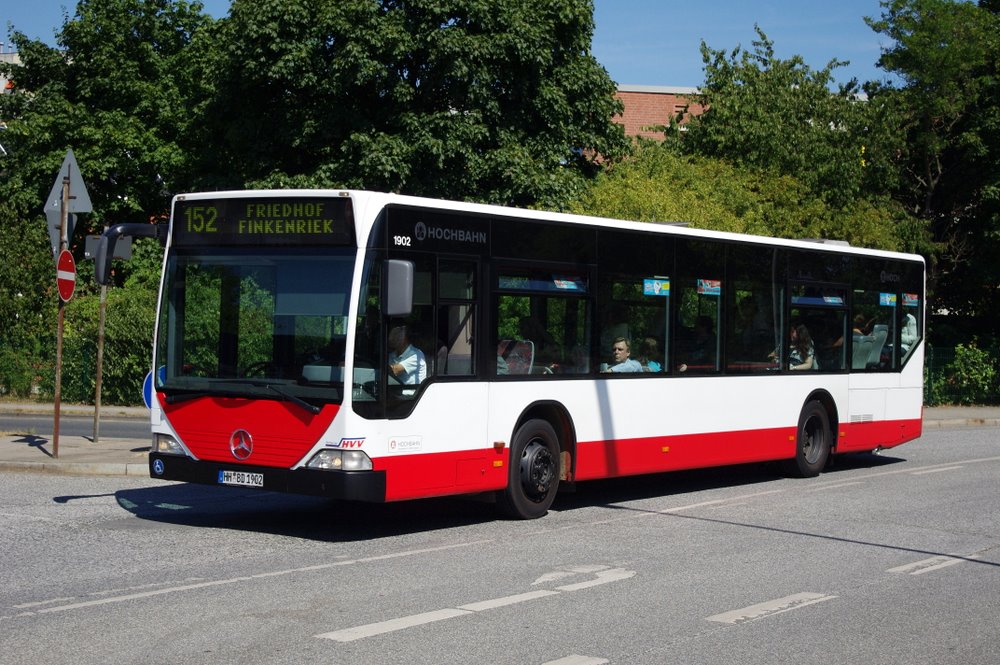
[498,419,560,519]
[786,400,831,478]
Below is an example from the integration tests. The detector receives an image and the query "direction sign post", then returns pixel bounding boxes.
[47,149,92,457]
[44,149,92,258]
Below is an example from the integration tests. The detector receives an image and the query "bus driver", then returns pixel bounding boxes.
[388,325,427,385]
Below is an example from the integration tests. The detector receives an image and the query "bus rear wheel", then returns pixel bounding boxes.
[498,419,560,519]
[786,400,831,478]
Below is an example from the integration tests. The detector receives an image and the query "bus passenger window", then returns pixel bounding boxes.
[495,272,590,376]
[675,281,721,374]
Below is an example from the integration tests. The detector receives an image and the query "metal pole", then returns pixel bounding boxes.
[53,174,70,458]
[93,282,107,443]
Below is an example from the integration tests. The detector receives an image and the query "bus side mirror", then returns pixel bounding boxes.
[385,259,414,317]
[95,222,166,285]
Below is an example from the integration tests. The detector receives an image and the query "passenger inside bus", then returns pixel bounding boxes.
[676,315,716,373]
[601,337,643,373]
[388,325,427,385]
[787,324,817,370]
[637,337,663,372]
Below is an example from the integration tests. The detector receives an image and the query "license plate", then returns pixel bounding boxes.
[218,469,264,487]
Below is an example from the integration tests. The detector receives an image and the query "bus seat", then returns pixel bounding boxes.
[498,339,534,374]
[867,329,888,367]
[852,337,873,369]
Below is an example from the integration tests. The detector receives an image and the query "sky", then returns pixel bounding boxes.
[3,1,897,88]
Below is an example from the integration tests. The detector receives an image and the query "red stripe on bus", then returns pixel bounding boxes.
[837,418,922,452]
[375,448,509,501]
[374,418,922,501]
[574,426,797,481]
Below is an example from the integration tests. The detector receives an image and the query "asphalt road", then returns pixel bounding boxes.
[0,413,150,440]
[1,426,998,665]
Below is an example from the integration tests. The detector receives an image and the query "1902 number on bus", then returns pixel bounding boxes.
[393,235,412,246]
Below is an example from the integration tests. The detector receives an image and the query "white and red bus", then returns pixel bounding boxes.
[98,190,925,519]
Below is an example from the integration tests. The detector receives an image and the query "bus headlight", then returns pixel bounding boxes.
[306,449,373,471]
[153,434,185,455]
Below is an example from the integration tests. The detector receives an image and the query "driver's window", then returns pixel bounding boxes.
[352,257,383,414]
[386,255,434,412]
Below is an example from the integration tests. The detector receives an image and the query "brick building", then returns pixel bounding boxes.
[614,84,704,139]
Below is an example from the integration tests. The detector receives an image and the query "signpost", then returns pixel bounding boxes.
[49,150,91,458]
[44,149,91,257]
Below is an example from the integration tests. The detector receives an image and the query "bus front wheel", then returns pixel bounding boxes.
[498,419,560,519]
[786,400,831,478]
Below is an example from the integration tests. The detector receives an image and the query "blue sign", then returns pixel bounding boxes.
[142,370,153,409]
[643,278,670,297]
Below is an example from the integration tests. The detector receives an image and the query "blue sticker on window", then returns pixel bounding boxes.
[643,278,670,297]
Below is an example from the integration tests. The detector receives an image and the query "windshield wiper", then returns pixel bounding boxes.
[213,378,322,414]
[261,381,322,415]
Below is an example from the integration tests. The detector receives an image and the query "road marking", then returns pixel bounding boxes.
[12,597,76,609]
[555,567,635,592]
[316,566,635,643]
[888,554,980,575]
[659,490,786,514]
[319,608,471,642]
[911,466,964,476]
[6,540,491,618]
[532,564,609,585]
[458,590,560,612]
[706,592,837,624]
[541,656,609,665]
[808,481,865,492]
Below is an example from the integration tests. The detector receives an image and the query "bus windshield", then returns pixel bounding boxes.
[154,248,356,408]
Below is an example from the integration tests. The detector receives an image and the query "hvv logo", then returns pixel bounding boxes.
[336,438,365,449]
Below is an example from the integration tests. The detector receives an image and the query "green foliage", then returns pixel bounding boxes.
[925,340,999,406]
[683,26,904,209]
[36,278,158,405]
[570,141,921,251]
[194,0,629,207]
[0,202,58,397]
[867,0,1000,325]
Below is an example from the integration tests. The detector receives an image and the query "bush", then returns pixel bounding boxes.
[35,282,157,406]
[926,341,998,405]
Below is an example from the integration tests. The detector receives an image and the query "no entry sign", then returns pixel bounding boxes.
[57,249,76,302]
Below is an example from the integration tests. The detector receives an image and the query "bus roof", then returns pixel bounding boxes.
[172,189,925,265]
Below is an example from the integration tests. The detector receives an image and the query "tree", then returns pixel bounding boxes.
[867,0,1000,328]
[192,0,629,208]
[0,0,212,400]
[570,140,919,251]
[682,26,905,211]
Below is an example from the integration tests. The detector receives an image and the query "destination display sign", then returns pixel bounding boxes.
[172,196,355,247]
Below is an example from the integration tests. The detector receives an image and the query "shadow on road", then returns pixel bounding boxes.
[108,452,906,542]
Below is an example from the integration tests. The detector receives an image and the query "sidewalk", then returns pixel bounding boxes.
[0,401,151,477]
[1,401,998,477]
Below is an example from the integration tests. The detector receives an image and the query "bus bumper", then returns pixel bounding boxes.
[148,453,387,502]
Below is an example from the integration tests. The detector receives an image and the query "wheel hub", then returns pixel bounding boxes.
[519,440,555,501]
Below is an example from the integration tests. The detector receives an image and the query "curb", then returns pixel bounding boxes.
[0,460,150,476]
[922,418,1000,429]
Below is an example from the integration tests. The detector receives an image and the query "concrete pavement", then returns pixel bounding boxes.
[1,400,998,477]
[0,401,151,476]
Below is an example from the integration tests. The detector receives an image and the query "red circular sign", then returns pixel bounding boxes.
[56,249,76,302]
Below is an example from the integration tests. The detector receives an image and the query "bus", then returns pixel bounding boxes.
[97,190,925,519]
